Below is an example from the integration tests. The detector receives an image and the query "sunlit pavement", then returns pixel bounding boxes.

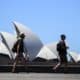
[0,73,80,80]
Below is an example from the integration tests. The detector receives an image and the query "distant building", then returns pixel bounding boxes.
[0,21,43,62]
[0,21,79,64]
[34,45,58,62]
[0,42,11,65]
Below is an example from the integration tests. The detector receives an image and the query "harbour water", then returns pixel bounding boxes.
[0,73,80,80]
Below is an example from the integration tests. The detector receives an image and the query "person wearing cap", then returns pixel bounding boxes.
[12,33,28,72]
[53,34,69,71]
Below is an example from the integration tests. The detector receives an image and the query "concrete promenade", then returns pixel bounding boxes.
[0,73,80,80]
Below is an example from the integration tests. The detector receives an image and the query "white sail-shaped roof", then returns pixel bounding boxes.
[77,54,80,62]
[0,32,17,59]
[0,41,11,58]
[13,21,43,60]
[69,52,80,62]
[46,42,60,59]
[46,42,78,62]
[36,46,57,60]
[0,32,17,50]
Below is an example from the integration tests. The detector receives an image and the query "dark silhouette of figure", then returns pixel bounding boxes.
[53,34,69,70]
[12,33,28,72]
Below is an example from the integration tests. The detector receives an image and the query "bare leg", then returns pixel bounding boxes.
[12,61,17,72]
[53,62,61,70]
[12,55,19,73]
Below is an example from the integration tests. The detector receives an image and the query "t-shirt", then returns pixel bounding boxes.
[57,40,67,54]
[12,38,24,53]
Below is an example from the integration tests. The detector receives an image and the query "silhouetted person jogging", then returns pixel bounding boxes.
[12,33,28,73]
[53,34,69,71]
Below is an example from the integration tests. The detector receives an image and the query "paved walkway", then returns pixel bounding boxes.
[0,73,80,80]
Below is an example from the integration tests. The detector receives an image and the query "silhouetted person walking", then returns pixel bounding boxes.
[12,33,28,72]
[53,34,69,71]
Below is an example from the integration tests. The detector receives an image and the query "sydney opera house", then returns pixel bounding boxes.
[0,21,80,66]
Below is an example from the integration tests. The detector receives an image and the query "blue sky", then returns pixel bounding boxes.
[0,0,80,53]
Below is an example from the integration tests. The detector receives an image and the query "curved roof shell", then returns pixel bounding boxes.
[0,41,11,58]
[0,32,17,59]
[46,42,60,59]
[13,21,43,60]
[36,46,58,60]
